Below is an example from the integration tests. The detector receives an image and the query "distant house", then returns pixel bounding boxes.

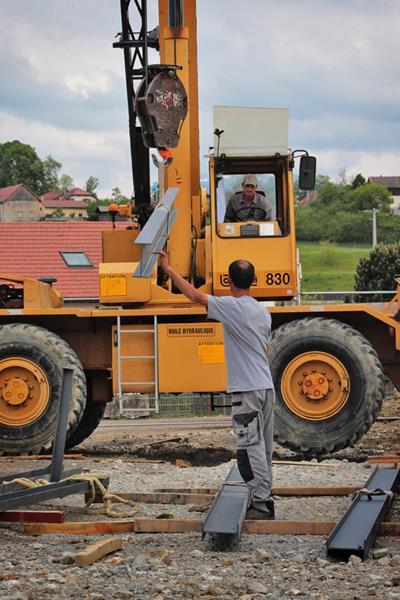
[368,176,400,214]
[0,184,41,222]
[64,187,96,202]
[41,188,96,204]
[0,222,126,299]
[40,198,89,220]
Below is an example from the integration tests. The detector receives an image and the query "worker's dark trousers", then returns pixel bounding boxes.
[231,388,275,504]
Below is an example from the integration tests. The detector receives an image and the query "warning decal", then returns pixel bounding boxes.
[100,274,127,297]
[197,342,225,364]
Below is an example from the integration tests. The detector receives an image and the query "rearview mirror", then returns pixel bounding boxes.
[299,155,316,190]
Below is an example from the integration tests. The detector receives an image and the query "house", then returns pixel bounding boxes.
[64,187,96,202]
[41,188,96,204]
[0,222,126,299]
[368,176,400,214]
[0,184,41,222]
[40,198,89,220]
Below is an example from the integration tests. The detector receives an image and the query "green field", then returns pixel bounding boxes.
[298,242,371,292]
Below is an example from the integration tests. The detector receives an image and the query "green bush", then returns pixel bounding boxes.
[354,243,400,301]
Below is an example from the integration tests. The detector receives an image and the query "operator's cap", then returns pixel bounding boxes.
[242,174,257,187]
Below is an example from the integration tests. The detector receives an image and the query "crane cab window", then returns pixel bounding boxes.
[215,172,288,238]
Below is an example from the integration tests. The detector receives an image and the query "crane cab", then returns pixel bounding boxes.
[208,106,315,301]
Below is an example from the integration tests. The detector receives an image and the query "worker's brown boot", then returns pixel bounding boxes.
[246,499,275,520]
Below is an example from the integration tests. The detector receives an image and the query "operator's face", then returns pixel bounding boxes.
[242,183,256,202]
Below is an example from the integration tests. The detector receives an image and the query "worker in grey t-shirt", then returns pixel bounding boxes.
[158,251,275,520]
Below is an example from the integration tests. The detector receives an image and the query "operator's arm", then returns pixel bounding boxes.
[261,197,273,221]
[224,198,236,222]
[158,251,208,306]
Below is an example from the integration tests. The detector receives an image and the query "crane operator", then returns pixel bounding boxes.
[224,174,273,222]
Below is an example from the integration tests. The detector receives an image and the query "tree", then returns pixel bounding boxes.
[311,180,349,212]
[0,140,49,195]
[111,187,129,203]
[58,173,74,193]
[351,173,366,189]
[85,176,99,195]
[348,183,392,213]
[42,155,62,192]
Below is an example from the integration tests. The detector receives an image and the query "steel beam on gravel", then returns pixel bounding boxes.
[0,368,98,509]
[0,468,80,495]
[202,463,248,542]
[0,477,109,512]
[326,466,400,561]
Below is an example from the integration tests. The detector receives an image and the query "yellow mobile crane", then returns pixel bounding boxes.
[0,0,398,456]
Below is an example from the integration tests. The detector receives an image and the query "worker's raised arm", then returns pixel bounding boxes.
[158,251,208,306]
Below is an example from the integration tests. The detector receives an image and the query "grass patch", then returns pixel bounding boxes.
[298,242,371,292]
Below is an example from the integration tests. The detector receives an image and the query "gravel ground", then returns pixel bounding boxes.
[0,398,399,599]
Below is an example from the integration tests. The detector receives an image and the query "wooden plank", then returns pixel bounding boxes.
[75,536,123,567]
[379,522,400,536]
[0,510,64,523]
[272,460,342,467]
[86,491,214,506]
[243,520,336,535]
[23,518,400,537]
[155,487,219,495]
[368,456,400,466]
[0,454,83,461]
[24,520,135,536]
[134,518,203,533]
[154,486,359,497]
[273,486,359,496]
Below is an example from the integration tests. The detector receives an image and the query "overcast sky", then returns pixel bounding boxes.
[0,0,399,198]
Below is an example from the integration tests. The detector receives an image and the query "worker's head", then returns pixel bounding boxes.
[242,174,257,201]
[228,259,255,290]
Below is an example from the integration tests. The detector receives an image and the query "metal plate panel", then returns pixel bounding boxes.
[203,463,248,538]
[326,467,400,561]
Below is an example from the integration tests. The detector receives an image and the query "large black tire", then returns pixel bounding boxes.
[66,401,107,449]
[270,318,384,456]
[0,323,86,454]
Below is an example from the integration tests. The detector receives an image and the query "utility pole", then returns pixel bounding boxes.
[372,208,377,248]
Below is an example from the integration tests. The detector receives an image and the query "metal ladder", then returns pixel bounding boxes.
[115,315,159,417]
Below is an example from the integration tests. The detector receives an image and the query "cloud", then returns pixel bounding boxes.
[0,0,399,197]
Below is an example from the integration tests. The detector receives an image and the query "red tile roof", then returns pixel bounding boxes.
[67,187,93,196]
[41,190,63,202]
[0,184,37,204]
[0,222,128,299]
[368,176,400,189]
[41,198,88,209]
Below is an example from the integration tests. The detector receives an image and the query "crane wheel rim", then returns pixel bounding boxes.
[280,351,350,421]
[0,358,50,427]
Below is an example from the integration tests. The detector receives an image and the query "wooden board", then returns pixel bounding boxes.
[154,486,359,497]
[86,491,214,506]
[0,454,83,461]
[24,520,135,536]
[0,510,64,523]
[24,518,400,537]
[75,536,123,567]
[368,456,400,466]
[243,520,336,535]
